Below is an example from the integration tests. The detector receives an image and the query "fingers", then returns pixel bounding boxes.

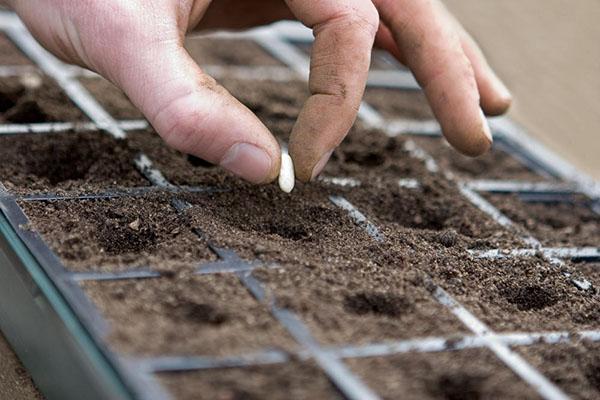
[375,0,492,156]
[284,0,379,182]
[113,41,281,184]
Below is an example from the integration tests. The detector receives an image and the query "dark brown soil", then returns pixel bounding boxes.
[0,77,85,123]
[347,348,540,400]
[363,88,434,120]
[158,362,341,400]
[0,131,147,194]
[420,255,600,332]
[0,34,31,65]
[485,194,600,247]
[518,340,600,400]
[80,77,143,119]
[343,176,524,249]
[323,126,430,180]
[21,196,215,272]
[577,262,600,286]
[411,135,551,181]
[185,37,283,66]
[219,78,308,141]
[0,331,44,400]
[83,273,295,356]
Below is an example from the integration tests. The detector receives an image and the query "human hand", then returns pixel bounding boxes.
[8,0,511,183]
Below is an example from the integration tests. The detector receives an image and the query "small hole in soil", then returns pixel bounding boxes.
[98,220,157,254]
[176,302,228,325]
[501,285,558,311]
[434,374,483,400]
[187,154,215,168]
[344,291,411,317]
[344,150,386,167]
[263,222,310,241]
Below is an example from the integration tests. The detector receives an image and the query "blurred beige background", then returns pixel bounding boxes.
[444,0,600,179]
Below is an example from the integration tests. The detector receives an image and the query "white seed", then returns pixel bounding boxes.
[278,152,295,193]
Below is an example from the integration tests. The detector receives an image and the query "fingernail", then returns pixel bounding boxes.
[220,143,272,183]
[479,108,493,143]
[310,150,334,181]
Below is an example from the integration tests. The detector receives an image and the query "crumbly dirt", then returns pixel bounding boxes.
[0,332,44,400]
[185,37,283,66]
[80,77,143,119]
[0,34,31,65]
[21,196,215,272]
[411,135,553,181]
[576,262,600,286]
[485,194,600,247]
[419,254,600,332]
[158,362,341,400]
[0,77,85,123]
[83,273,295,356]
[343,176,524,249]
[0,131,147,194]
[347,348,540,400]
[363,88,434,120]
[518,340,600,400]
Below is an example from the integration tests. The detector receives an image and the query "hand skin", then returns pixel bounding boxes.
[5,0,511,183]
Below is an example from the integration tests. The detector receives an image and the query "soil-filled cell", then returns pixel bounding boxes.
[219,78,308,140]
[127,129,237,187]
[348,349,539,400]
[0,34,31,65]
[344,177,524,249]
[518,341,600,400]
[323,126,430,181]
[411,135,553,181]
[185,37,283,66]
[80,77,143,119]
[485,194,600,247]
[158,362,340,400]
[423,255,600,333]
[0,131,146,193]
[363,88,434,120]
[577,262,600,287]
[185,184,377,265]
[254,257,466,346]
[0,77,85,123]
[83,274,295,356]
[21,196,215,272]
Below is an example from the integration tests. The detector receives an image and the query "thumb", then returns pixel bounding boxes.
[114,42,281,184]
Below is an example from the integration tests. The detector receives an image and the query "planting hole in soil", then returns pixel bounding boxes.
[21,196,215,272]
[485,193,600,247]
[0,76,85,123]
[157,362,340,400]
[0,131,147,193]
[83,273,295,356]
[347,348,539,400]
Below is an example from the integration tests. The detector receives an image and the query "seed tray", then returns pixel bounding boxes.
[0,12,598,400]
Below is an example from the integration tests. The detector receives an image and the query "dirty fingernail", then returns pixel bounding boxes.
[220,143,272,183]
[479,108,493,143]
[311,150,334,181]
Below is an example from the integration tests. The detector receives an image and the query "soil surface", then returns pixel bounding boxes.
[83,273,295,356]
[363,88,434,120]
[411,135,552,181]
[0,332,44,400]
[21,196,215,272]
[0,77,85,123]
[485,194,600,247]
[158,362,340,400]
[0,131,146,194]
[0,34,31,65]
[185,37,283,66]
[80,77,143,119]
[343,176,524,249]
[348,348,540,400]
[518,340,600,400]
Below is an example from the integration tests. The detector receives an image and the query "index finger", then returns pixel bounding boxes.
[286,0,379,182]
